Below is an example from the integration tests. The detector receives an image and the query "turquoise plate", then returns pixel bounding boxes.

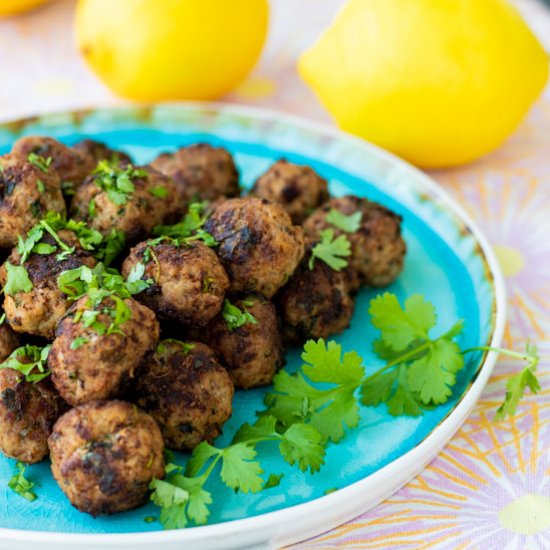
[0,104,505,550]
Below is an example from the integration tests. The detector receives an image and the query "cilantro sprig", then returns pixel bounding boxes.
[309,229,351,272]
[8,462,37,501]
[222,299,257,331]
[0,344,51,383]
[92,161,148,206]
[326,209,362,233]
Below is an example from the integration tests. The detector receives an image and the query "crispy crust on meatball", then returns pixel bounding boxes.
[151,143,239,203]
[204,197,305,298]
[48,400,164,516]
[251,159,329,224]
[0,155,65,249]
[121,240,229,326]
[0,323,18,362]
[12,136,95,189]
[48,296,159,406]
[303,196,406,287]
[277,244,358,342]
[132,341,234,451]
[0,369,65,463]
[205,295,284,389]
[70,165,181,244]
[0,230,97,339]
[72,139,132,167]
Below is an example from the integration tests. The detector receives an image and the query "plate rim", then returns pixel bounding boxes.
[0,101,507,547]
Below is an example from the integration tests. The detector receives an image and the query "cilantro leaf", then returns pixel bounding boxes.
[263,474,283,489]
[386,366,424,416]
[149,186,168,199]
[95,229,126,266]
[8,461,37,501]
[309,229,351,271]
[220,444,264,494]
[27,153,52,173]
[4,263,33,295]
[222,299,257,331]
[326,209,362,233]
[0,344,51,382]
[279,423,325,473]
[92,161,147,206]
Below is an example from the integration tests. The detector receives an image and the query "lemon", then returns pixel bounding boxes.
[0,0,49,17]
[299,0,549,168]
[75,0,269,101]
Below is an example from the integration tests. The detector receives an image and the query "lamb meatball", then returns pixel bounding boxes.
[303,196,406,287]
[151,143,239,203]
[205,295,284,389]
[0,368,65,463]
[0,322,18,362]
[12,136,95,190]
[0,155,64,249]
[277,243,358,342]
[72,139,132,167]
[251,159,329,224]
[48,296,159,406]
[49,400,164,516]
[132,340,234,451]
[205,197,305,298]
[0,230,97,339]
[71,164,181,245]
[121,239,228,326]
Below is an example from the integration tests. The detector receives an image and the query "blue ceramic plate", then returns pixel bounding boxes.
[0,104,505,550]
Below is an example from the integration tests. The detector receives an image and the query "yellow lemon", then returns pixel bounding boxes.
[0,0,49,17]
[75,0,269,101]
[299,0,549,168]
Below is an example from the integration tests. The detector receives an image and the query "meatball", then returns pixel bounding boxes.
[0,322,18,362]
[204,197,305,298]
[151,143,240,203]
[49,400,164,516]
[277,243,358,342]
[251,159,329,224]
[303,196,406,287]
[12,136,95,190]
[0,230,97,339]
[71,164,181,245]
[121,239,229,326]
[72,139,132,167]
[205,295,284,389]
[48,296,159,406]
[132,340,234,451]
[0,155,64,249]
[0,368,65,463]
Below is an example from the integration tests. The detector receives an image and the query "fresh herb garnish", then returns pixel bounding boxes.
[156,340,195,355]
[36,179,45,194]
[309,229,351,271]
[95,229,126,266]
[148,186,168,199]
[222,299,257,331]
[326,209,362,233]
[70,337,89,350]
[0,344,51,382]
[27,153,52,173]
[8,462,37,501]
[92,161,147,206]
[3,262,33,296]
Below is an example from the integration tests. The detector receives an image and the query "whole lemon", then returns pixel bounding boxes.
[299,0,549,168]
[76,0,269,101]
[0,0,49,17]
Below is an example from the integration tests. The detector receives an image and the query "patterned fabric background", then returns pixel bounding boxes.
[0,0,549,547]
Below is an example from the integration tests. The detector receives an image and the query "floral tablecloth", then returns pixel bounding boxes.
[1,0,549,547]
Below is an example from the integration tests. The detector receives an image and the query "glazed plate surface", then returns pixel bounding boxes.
[0,104,505,550]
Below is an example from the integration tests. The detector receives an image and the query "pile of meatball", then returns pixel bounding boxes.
[0,137,406,517]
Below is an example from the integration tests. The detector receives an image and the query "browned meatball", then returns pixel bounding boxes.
[251,159,329,224]
[132,340,234,451]
[71,164,181,245]
[0,230,97,339]
[151,143,239,203]
[277,243,358,342]
[0,368,65,463]
[49,400,164,516]
[0,323,18,362]
[205,295,284,389]
[72,139,132,167]
[12,136,95,190]
[205,197,305,298]
[121,239,228,326]
[48,296,159,406]
[0,155,65,249]
[303,196,406,287]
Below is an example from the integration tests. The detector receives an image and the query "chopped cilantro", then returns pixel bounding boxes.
[326,209,362,233]
[27,153,52,173]
[8,462,37,501]
[222,299,257,331]
[4,263,33,296]
[309,229,351,271]
[148,186,168,199]
[92,160,147,206]
[70,337,88,350]
[36,179,45,194]
[0,344,51,383]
